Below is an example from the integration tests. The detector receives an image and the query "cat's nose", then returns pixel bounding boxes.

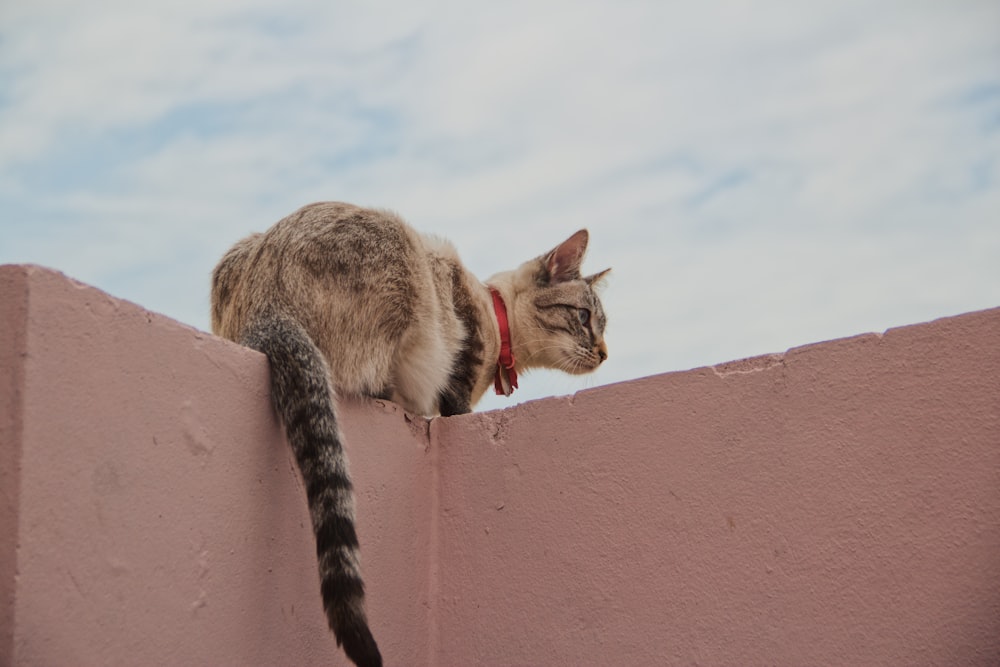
[597,341,608,362]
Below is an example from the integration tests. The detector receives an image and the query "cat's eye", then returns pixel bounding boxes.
[577,308,591,327]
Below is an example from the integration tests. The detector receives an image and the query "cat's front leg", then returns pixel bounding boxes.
[437,389,471,417]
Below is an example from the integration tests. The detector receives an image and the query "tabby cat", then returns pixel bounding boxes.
[210,202,609,667]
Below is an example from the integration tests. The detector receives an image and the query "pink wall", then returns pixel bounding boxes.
[2,263,999,666]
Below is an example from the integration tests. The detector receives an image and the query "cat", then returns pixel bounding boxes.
[210,202,609,667]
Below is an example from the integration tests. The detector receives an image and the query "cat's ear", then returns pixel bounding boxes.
[543,229,589,284]
[584,268,612,288]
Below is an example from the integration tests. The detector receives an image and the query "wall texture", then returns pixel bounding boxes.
[2,263,999,666]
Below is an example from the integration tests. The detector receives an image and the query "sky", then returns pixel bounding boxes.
[1,0,998,412]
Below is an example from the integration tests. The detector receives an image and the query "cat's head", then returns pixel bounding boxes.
[494,230,610,375]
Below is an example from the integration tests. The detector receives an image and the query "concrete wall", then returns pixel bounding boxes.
[2,263,998,666]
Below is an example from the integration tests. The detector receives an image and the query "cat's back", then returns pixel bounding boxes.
[211,201,446,348]
[265,201,416,265]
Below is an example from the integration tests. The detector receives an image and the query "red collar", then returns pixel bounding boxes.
[489,287,518,396]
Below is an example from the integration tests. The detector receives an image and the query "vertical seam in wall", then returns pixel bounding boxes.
[425,418,442,667]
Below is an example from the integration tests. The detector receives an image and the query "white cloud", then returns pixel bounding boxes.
[1,0,998,408]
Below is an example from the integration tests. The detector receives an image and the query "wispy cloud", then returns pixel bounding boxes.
[1,0,998,409]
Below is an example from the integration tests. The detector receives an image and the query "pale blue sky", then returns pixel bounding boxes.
[2,0,998,410]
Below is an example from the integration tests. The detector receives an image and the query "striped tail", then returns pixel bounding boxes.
[242,312,382,667]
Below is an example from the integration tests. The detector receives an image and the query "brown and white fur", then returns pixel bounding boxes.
[210,202,609,667]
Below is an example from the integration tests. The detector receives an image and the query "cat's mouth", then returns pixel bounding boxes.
[565,344,607,374]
